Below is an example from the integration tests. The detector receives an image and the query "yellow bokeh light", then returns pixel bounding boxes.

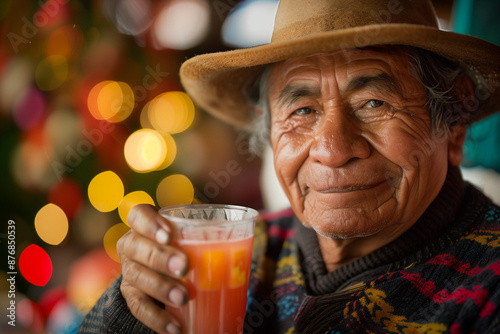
[148,92,177,133]
[34,203,69,245]
[155,133,177,171]
[96,81,124,120]
[148,91,195,134]
[173,92,195,133]
[156,174,194,208]
[87,81,134,122]
[88,80,112,120]
[140,101,154,129]
[124,129,167,173]
[98,81,134,122]
[88,171,125,212]
[103,223,131,262]
[118,191,155,225]
[35,55,69,91]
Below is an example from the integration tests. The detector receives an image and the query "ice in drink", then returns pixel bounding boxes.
[179,236,254,334]
[160,204,258,334]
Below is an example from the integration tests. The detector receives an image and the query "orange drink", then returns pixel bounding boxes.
[160,204,258,334]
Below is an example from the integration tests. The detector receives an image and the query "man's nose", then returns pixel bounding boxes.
[309,110,371,167]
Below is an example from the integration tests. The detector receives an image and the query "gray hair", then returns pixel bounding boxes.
[245,46,492,156]
[246,65,271,156]
[406,47,490,132]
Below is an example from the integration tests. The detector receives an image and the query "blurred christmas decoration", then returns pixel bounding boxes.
[0,0,270,334]
[1,1,263,333]
[66,248,121,314]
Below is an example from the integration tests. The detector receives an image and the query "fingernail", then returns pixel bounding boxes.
[168,255,187,277]
[166,322,181,334]
[156,229,169,245]
[169,287,187,306]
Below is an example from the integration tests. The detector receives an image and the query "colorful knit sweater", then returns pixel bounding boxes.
[79,166,500,333]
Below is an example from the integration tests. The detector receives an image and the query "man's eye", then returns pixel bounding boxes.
[294,107,314,115]
[363,100,385,108]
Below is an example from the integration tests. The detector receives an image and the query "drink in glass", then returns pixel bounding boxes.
[159,204,258,334]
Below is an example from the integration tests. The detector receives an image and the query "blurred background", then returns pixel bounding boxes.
[0,0,498,333]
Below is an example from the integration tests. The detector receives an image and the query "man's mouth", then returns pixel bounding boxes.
[306,179,393,194]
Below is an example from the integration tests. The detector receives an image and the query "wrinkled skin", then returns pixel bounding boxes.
[117,48,470,332]
[118,204,188,334]
[268,48,467,268]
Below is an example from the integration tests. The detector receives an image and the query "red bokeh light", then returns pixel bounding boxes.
[18,298,45,333]
[19,244,53,287]
[48,178,83,220]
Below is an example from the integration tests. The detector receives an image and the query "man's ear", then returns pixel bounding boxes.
[448,125,467,166]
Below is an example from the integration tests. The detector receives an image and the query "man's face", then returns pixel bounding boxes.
[269,48,457,240]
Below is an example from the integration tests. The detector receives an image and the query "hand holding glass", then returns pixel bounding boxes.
[159,204,258,334]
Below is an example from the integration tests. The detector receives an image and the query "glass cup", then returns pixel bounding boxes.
[159,204,258,334]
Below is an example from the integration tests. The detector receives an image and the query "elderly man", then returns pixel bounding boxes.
[79,0,500,333]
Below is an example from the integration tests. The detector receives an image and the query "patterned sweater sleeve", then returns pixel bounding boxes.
[77,275,155,334]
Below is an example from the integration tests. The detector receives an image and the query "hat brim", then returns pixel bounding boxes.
[180,24,500,128]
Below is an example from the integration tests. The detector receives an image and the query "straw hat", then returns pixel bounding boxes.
[180,0,500,128]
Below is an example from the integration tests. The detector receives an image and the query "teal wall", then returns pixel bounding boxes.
[453,0,500,172]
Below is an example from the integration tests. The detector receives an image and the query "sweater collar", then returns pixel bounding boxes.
[294,165,466,295]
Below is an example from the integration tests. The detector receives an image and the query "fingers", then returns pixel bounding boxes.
[128,204,172,245]
[118,230,188,278]
[118,203,191,333]
[121,280,183,334]
[121,259,188,308]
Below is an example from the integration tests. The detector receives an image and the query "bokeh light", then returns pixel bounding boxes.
[48,178,83,220]
[97,81,134,122]
[13,86,46,130]
[103,223,131,262]
[148,91,195,134]
[87,80,111,119]
[88,171,125,212]
[46,25,85,57]
[87,80,134,122]
[35,55,69,91]
[44,107,83,155]
[45,298,82,334]
[102,0,152,37]
[152,0,210,50]
[11,124,55,191]
[156,174,194,208]
[155,132,177,171]
[1,2,268,333]
[18,297,44,333]
[38,287,66,320]
[35,203,69,245]
[35,0,70,28]
[67,248,121,313]
[118,191,155,225]
[222,0,278,48]
[124,128,167,172]
[140,100,154,129]
[0,58,33,113]
[19,244,53,287]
